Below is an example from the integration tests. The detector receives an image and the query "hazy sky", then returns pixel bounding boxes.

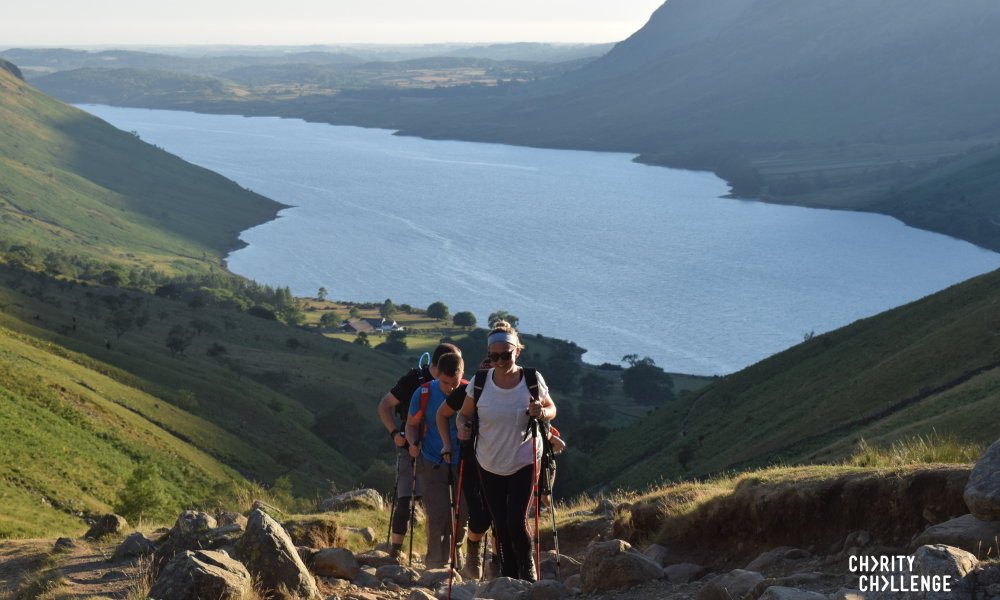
[2,0,664,46]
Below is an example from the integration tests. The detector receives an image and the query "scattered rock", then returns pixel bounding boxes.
[758,587,828,600]
[664,563,708,584]
[578,540,663,594]
[313,548,361,580]
[745,552,781,572]
[909,514,1000,554]
[529,579,571,600]
[353,569,384,590]
[375,565,421,585]
[408,590,438,600]
[233,508,318,600]
[965,437,1000,521]
[85,514,127,539]
[207,523,244,537]
[418,567,461,588]
[172,510,217,534]
[148,549,251,600]
[344,526,377,544]
[215,511,248,528]
[641,544,670,568]
[842,531,871,551]
[696,569,765,600]
[53,538,77,552]
[781,549,810,560]
[563,575,581,590]
[436,582,478,600]
[319,489,384,513]
[113,532,156,559]
[593,499,617,516]
[473,577,531,600]
[832,589,865,600]
[356,550,398,569]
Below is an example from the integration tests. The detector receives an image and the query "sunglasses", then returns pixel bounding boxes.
[488,350,514,363]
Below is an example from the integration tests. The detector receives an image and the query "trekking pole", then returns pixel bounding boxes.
[531,415,541,580]
[447,443,466,600]
[548,455,561,581]
[408,452,418,567]
[386,450,401,549]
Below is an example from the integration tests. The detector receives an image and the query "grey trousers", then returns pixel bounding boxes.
[417,454,469,569]
[397,447,421,498]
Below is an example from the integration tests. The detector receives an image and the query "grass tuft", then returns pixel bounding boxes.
[847,430,984,468]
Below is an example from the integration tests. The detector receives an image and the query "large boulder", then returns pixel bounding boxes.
[318,489,384,513]
[233,509,318,600]
[539,554,581,581]
[311,548,360,580]
[758,588,827,600]
[474,577,531,600]
[867,544,977,600]
[113,532,156,559]
[357,550,399,568]
[578,540,663,593]
[697,570,765,600]
[53,538,77,552]
[418,567,462,588]
[745,552,781,572]
[153,534,212,576]
[172,510,217,534]
[215,511,248,528]
[343,526,377,543]
[641,544,671,567]
[910,514,1000,554]
[376,564,421,585]
[148,549,251,600]
[85,514,128,539]
[965,437,1000,521]
[286,518,346,549]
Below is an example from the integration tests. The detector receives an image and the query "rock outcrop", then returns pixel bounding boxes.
[148,549,251,600]
[85,514,127,539]
[172,510,217,534]
[113,532,156,559]
[233,509,318,600]
[311,547,360,580]
[578,540,663,593]
[965,437,1000,521]
[910,514,1000,554]
[869,544,977,600]
[474,577,531,600]
[153,533,212,576]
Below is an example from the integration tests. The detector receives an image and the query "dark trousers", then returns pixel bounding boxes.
[479,464,535,577]
[460,453,494,536]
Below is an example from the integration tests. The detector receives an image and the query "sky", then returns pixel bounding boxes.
[1,0,664,46]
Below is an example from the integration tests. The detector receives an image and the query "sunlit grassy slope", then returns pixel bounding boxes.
[589,265,1000,492]
[0,60,283,274]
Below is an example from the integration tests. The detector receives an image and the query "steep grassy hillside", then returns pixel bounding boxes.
[582,264,1000,493]
[0,61,282,274]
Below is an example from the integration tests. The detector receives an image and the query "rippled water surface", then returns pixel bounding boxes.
[81,105,1000,375]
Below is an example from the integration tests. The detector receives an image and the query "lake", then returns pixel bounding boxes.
[80,105,1000,376]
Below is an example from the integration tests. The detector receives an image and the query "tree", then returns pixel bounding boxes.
[376,329,407,355]
[349,306,361,319]
[380,298,396,320]
[319,312,341,328]
[166,324,194,356]
[317,286,328,301]
[113,463,171,522]
[354,331,371,347]
[101,270,122,288]
[106,310,134,340]
[189,318,214,335]
[134,310,151,332]
[488,310,519,329]
[173,389,197,411]
[580,372,610,400]
[621,356,675,404]
[453,311,477,327]
[427,301,450,320]
[187,295,206,310]
[285,337,302,351]
[546,355,580,393]
[278,304,307,326]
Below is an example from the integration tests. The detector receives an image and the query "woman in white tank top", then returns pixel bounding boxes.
[448,321,557,581]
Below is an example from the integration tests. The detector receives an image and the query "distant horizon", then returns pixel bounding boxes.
[1,41,617,51]
[2,0,660,46]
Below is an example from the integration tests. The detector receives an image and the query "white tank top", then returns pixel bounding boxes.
[466,369,549,476]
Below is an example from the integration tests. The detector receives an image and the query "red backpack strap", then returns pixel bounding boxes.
[416,382,431,419]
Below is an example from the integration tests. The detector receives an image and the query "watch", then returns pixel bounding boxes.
[390,428,401,439]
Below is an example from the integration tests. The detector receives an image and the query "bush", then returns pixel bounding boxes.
[172,389,197,411]
[376,329,407,355]
[114,463,172,522]
[427,301,450,320]
[248,305,277,320]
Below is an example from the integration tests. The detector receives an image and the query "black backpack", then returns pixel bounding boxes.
[470,367,553,454]
[393,367,430,422]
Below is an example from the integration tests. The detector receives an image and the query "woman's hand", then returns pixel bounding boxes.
[457,421,473,441]
[528,399,543,418]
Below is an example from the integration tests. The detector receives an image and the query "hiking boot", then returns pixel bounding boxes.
[462,539,482,580]
[487,556,502,580]
[517,558,537,582]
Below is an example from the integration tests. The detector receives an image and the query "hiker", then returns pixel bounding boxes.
[436,357,495,579]
[448,320,557,581]
[377,342,461,558]
[405,352,468,570]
